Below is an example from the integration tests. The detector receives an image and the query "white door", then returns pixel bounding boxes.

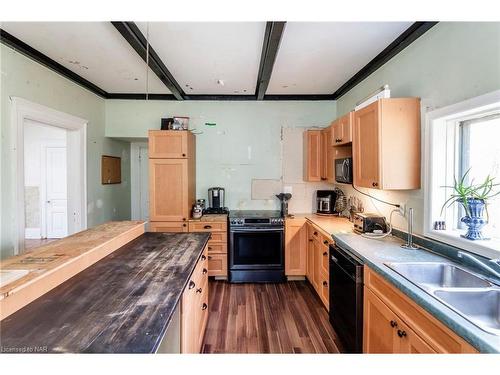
[45,147,68,238]
[139,146,150,221]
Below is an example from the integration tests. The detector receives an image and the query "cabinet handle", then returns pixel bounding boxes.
[182,218,187,221]
[323,240,329,245]
[372,182,378,187]
[313,231,318,236]
[188,281,196,289]
[390,320,398,328]
[201,254,207,261]
[309,239,314,242]
[323,251,328,256]
[321,177,327,181]
[202,303,208,310]
[196,288,202,293]
[202,268,208,275]
[208,255,212,260]
[208,246,213,250]
[204,225,212,229]
[397,330,407,338]
[323,281,328,287]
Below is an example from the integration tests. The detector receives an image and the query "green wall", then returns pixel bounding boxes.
[336,22,500,235]
[105,100,336,210]
[0,44,131,259]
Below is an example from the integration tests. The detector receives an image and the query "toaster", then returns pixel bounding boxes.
[353,213,388,234]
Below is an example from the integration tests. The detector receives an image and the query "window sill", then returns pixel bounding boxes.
[425,229,500,259]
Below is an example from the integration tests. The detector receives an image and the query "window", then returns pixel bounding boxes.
[425,90,500,258]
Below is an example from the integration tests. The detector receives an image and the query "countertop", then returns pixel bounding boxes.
[0,232,210,353]
[290,213,500,352]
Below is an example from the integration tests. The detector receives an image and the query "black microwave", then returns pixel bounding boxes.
[335,157,353,184]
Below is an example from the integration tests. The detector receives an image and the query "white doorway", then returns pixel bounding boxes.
[12,97,87,254]
[131,143,150,224]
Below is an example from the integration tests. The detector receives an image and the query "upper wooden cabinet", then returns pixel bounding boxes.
[148,130,195,159]
[353,98,421,190]
[321,126,335,182]
[303,130,322,181]
[332,112,353,146]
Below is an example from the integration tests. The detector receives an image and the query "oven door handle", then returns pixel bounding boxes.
[230,227,284,233]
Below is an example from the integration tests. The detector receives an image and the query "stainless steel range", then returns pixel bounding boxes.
[228,210,285,283]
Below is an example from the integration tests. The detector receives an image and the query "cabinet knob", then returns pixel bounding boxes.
[196,288,202,294]
[188,280,196,289]
[323,251,328,256]
[202,303,208,310]
[202,268,208,275]
[338,138,342,142]
[182,153,186,157]
[204,225,212,229]
[208,246,212,250]
[182,218,187,221]
[323,240,329,245]
[309,239,314,242]
[397,330,407,338]
[183,223,187,227]
[323,281,328,287]
[390,320,398,328]
[313,231,318,236]
[201,254,207,261]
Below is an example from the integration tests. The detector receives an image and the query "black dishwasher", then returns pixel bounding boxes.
[329,244,364,353]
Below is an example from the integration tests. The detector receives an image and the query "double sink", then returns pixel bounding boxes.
[385,262,500,335]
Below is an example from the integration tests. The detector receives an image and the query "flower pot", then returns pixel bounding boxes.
[460,198,488,240]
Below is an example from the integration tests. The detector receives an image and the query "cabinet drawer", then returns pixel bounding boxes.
[365,267,477,353]
[189,222,227,232]
[149,221,188,232]
[207,231,227,243]
[207,253,228,277]
[207,242,227,254]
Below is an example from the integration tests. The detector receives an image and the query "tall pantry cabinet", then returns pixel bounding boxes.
[148,130,196,230]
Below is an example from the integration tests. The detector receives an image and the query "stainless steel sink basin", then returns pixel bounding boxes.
[386,262,493,290]
[434,289,500,335]
[385,261,500,335]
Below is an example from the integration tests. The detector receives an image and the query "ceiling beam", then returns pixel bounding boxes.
[0,28,109,98]
[331,22,438,100]
[255,22,286,100]
[111,22,185,100]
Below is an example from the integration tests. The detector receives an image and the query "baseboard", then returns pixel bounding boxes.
[286,275,306,281]
[25,228,41,239]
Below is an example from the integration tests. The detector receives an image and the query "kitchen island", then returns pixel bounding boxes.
[0,232,210,353]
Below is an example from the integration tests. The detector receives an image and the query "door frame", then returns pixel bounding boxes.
[40,141,67,239]
[11,97,87,254]
[130,142,149,221]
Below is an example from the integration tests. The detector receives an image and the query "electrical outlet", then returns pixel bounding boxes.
[398,203,407,217]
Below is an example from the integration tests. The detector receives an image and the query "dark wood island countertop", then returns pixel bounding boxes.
[0,232,210,353]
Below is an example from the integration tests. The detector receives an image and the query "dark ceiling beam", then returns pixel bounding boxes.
[106,93,178,100]
[0,28,109,98]
[255,21,286,100]
[331,21,438,100]
[111,22,185,100]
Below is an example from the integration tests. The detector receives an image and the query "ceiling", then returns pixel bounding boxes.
[0,21,431,100]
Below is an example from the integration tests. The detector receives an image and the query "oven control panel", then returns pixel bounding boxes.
[229,217,284,226]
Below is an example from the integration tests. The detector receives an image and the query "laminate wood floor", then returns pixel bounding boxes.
[201,280,343,354]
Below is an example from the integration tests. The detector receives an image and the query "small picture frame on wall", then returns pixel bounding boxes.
[101,155,121,184]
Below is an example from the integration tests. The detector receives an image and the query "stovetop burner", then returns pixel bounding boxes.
[203,207,229,215]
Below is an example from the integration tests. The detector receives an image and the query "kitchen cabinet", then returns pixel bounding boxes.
[181,246,209,354]
[303,130,322,181]
[306,223,315,283]
[150,221,188,232]
[332,112,353,146]
[148,130,194,159]
[189,215,228,278]
[364,267,477,353]
[321,126,334,182]
[353,98,421,190]
[149,131,196,223]
[285,218,307,276]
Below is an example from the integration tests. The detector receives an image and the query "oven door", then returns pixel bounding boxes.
[229,227,284,270]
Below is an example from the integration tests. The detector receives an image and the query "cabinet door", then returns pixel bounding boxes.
[149,130,188,159]
[353,101,381,189]
[319,270,329,311]
[338,112,353,145]
[149,159,189,222]
[306,225,315,283]
[207,253,228,277]
[396,320,437,354]
[320,128,332,181]
[312,238,321,291]
[285,219,307,276]
[363,288,399,353]
[304,130,322,181]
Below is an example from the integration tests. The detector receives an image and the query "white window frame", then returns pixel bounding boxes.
[424,90,500,259]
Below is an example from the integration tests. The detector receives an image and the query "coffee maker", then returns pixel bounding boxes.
[205,187,229,214]
[316,190,338,215]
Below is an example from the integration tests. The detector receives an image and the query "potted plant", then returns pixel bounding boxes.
[441,169,500,240]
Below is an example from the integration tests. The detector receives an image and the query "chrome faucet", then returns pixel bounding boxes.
[401,208,418,250]
[457,251,500,280]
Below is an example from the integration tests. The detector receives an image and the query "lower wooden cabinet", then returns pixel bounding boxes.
[181,246,209,353]
[363,267,477,353]
[207,253,228,277]
[285,218,307,276]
